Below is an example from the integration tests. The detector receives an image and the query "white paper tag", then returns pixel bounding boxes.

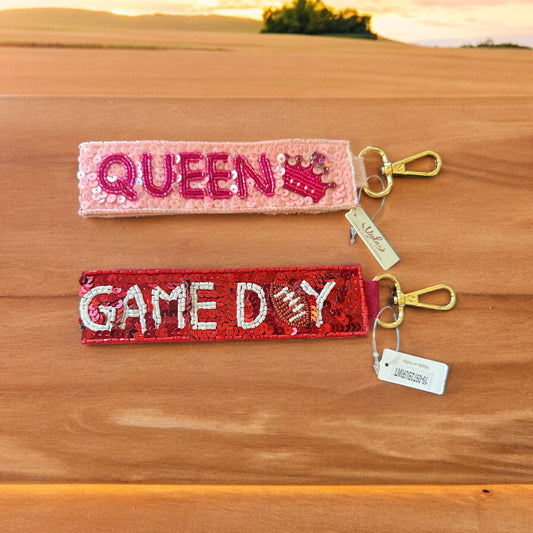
[378,348,449,395]
[345,207,400,270]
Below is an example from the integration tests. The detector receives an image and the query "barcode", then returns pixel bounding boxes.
[393,366,429,386]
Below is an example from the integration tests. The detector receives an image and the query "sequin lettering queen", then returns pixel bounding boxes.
[78,140,364,216]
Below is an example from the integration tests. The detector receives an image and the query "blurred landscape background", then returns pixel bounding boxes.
[0,5,531,97]
[0,0,532,47]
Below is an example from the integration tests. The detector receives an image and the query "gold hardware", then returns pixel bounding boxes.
[359,146,442,198]
[373,274,456,328]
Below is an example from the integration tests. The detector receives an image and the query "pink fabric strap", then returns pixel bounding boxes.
[78,139,367,217]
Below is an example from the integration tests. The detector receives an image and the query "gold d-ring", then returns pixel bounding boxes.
[373,274,457,328]
[359,145,442,199]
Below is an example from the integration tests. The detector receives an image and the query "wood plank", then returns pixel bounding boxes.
[1,484,532,532]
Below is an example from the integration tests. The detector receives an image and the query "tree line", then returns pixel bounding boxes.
[262,0,377,39]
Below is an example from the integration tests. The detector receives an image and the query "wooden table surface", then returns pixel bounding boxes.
[1,32,532,531]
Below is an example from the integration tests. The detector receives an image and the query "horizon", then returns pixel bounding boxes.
[0,2,532,47]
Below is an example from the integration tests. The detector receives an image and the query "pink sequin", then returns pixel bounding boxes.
[206,153,232,199]
[234,153,275,198]
[178,152,205,199]
[97,153,137,201]
[141,152,175,198]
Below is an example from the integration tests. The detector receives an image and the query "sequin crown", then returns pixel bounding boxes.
[282,152,332,203]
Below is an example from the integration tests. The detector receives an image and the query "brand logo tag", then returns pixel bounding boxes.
[345,206,400,270]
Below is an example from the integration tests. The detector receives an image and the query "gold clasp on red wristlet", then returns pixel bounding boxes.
[373,274,456,328]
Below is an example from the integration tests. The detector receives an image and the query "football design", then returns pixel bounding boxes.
[269,282,312,328]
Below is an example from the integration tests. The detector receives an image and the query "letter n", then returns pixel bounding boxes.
[234,154,275,197]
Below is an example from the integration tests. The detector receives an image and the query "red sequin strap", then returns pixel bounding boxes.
[79,266,376,344]
[78,139,368,217]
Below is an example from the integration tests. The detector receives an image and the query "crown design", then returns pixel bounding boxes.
[282,152,333,203]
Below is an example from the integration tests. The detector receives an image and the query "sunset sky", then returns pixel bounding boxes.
[0,0,532,46]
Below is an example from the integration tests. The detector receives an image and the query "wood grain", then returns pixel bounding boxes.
[1,484,532,532]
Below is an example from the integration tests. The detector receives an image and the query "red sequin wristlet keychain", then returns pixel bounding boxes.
[79,265,380,344]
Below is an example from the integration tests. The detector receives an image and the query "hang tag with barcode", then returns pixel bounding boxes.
[345,206,400,270]
[378,348,449,395]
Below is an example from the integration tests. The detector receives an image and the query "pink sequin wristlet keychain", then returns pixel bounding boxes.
[77,139,441,269]
[78,139,441,217]
[77,139,369,216]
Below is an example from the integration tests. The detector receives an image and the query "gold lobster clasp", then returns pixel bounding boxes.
[359,146,442,198]
[373,274,456,328]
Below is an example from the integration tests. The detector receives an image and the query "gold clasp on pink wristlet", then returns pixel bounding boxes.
[359,146,442,198]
